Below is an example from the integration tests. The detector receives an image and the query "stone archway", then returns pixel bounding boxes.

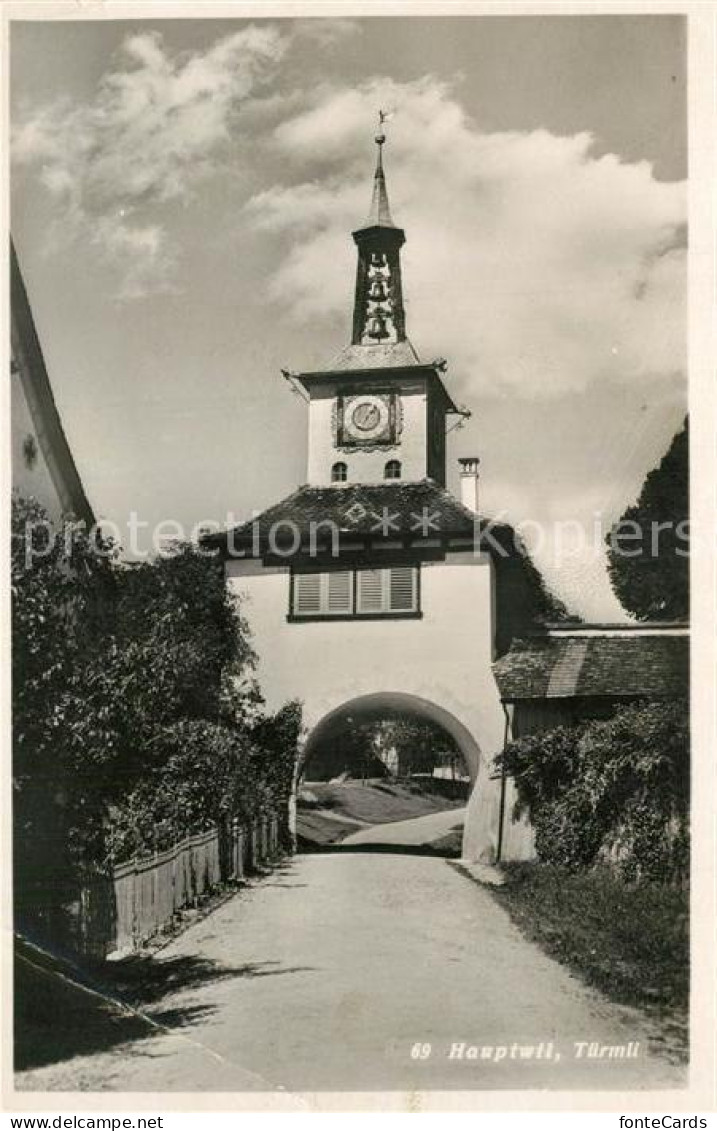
[300,690,482,782]
[291,691,487,859]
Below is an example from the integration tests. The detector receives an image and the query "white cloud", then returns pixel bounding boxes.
[12,26,287,297]
[247,76,686,399]
[290,18,361,49]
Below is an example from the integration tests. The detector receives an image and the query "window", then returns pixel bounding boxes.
[292,570,353,616]
[356,566,417,614]
[384,459,401,480]
[291,566,419,619]
[331,461,348,482]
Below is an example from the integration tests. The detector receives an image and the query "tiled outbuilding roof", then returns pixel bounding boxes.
[204,479,510,556]
[493,632,688,701]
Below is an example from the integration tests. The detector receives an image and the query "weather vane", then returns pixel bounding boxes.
[375,108,394,146]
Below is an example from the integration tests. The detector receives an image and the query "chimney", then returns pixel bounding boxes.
[458,457,480,514]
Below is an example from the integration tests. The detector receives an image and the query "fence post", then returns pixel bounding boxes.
[236,822,244,880]
[130,857,139,949]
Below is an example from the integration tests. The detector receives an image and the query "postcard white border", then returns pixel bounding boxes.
[1,0,714,1115]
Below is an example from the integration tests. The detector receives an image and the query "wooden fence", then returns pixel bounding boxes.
[78,813,282,959]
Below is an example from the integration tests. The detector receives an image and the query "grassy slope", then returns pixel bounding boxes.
[493,863,689,1016]
[297,779,464,848]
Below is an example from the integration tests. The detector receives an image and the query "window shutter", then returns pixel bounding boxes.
[389,566,416,612]
[293,572,322,615]
[292,570,353,616]
[293,567,418,617]
[357,569,385,614]
[327,570,353,613]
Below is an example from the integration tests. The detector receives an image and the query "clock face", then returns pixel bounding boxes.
[351,402,381,432]
[340,393,395,445]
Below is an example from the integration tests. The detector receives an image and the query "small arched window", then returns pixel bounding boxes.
[384,459,402,480]
[332,461,348,483]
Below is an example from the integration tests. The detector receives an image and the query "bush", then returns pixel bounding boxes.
[105,704,301,863]
[498,701,689,883]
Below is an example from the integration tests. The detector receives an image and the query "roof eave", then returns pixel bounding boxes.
[206,527,479,557]
[495,690,685,704]
[290,365,461,414]
[351,223,405,242]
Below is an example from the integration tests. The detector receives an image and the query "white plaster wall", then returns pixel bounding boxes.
[306,379,429,484]
[12,367,65,521]
[226,552,533,862]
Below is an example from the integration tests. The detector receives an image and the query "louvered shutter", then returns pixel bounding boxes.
[293,572,322,615]
[389,566,416,612]
[293,567,418,617]
[327,570,353,614]
[357,568,385,614]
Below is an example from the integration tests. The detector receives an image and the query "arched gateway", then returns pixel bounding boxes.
[302,692,482,779]
[208,126,538,864]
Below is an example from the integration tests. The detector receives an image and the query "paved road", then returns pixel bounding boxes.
[341,806,465,847]
[17,842,684,1096]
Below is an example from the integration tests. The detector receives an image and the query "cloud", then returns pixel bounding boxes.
[12,25,287,297]
[291,18,361,48]
[246,76,686,399]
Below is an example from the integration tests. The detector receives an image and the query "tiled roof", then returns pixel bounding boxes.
[205,479,509,556]
[493,633,688,701]
[326,339,421,372]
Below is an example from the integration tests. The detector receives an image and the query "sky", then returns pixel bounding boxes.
[10,14,687,620]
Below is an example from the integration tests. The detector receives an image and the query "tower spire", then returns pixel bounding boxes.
[366,117,396,228]
[351,114,406,346]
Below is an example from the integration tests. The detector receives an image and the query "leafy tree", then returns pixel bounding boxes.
[607,419,688,620]
[375,716,463,778]
[12,497,302,941]
[303,716,387,781]
[304,712,465,782]
[12,497,118,926]
[251,701,304,816]
[115,544,258,725]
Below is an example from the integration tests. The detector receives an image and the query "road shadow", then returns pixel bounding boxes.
[258,861,310,889]
[15,936,312,1072]
[298,841,462,858]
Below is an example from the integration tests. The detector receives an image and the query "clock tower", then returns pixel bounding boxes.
[210,118,537,869]
[285,126,462,487]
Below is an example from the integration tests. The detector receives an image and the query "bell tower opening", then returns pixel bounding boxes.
[351,125,407,346]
